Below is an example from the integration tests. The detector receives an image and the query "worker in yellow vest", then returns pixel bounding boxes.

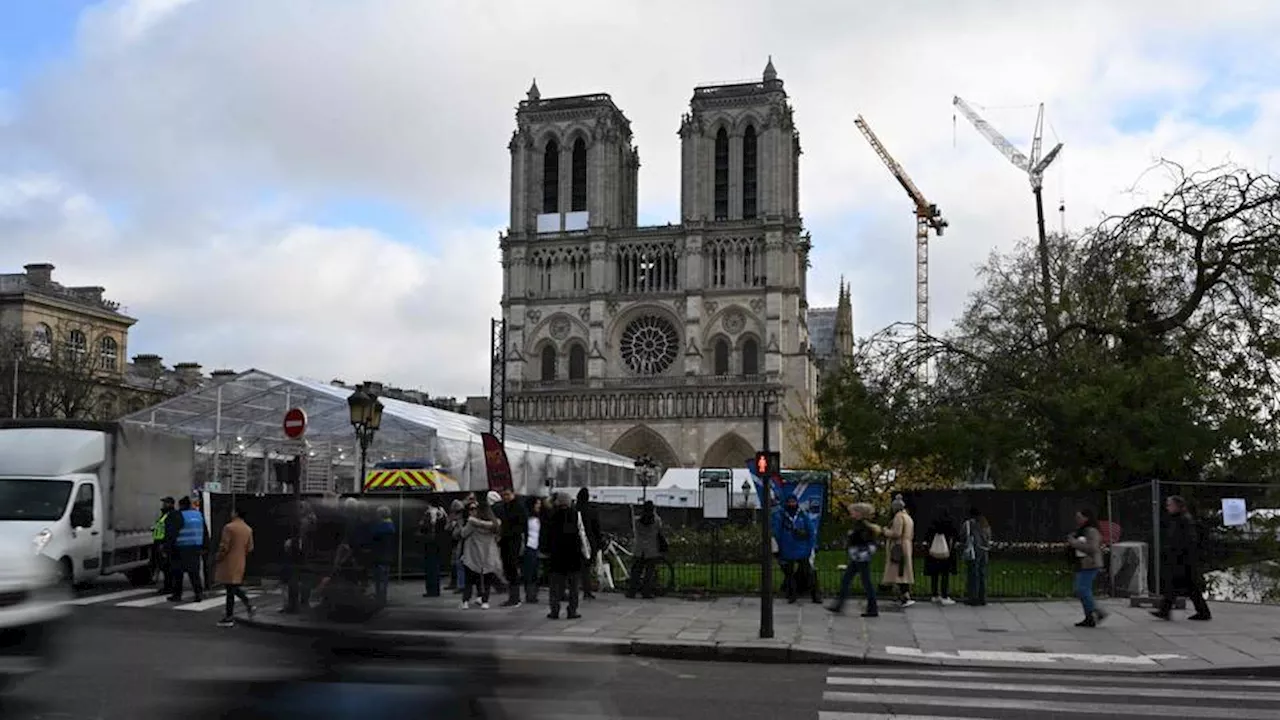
[152,496,176,594]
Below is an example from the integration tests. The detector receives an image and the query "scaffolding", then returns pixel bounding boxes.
[118,369,636,494]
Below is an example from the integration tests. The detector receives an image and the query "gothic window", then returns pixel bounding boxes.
[540,345,557,382]
[742,244,761,287]
[66,329,87,364]
[705,237,764,289]
[99,336,119,371]
[30,323,52,360]
[713,339,729,376]
[615,242,679,294]
[568,343,587,381]
[743,126,758,219]
[713,127,729,220]
[570,137,587,212]
[570,253,587,291]
[709,243,727,288]
[742,337,760,376]
[542,138,560,214]
[620,315,680,376]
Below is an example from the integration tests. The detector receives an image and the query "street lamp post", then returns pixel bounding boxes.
[347,386,384,492]
[634,455,657,502]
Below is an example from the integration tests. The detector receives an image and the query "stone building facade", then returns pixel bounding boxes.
[500,60,820,473]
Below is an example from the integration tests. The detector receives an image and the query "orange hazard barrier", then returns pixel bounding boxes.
[362,468,458,492]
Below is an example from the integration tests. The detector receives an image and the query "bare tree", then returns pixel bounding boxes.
[0,321,126,420]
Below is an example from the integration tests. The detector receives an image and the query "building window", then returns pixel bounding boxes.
[713,339,730,375]
[542,139,560,214]
[540,345,557,382]
[99,336,119,371]
[619,315,680,376]
[30,323,52,360]
[570,137,587,212]
[568,344,586,381]
[742,338,760,376]
[66,329,87,364]
[571,253,587,291]
[713,128,729,220]
[615,242,679,294]
[743,126,758,219]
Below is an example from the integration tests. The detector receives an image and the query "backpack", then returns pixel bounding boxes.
[928,533,950,559]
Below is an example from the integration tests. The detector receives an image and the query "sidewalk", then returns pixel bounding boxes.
[240,582,1280,675]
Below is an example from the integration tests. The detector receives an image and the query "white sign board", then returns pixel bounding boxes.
[702,480,730,520]
[1222,498,1247,527]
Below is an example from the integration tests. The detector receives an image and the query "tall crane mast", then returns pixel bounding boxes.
[953,96,1063,335]
[854,115,948,374]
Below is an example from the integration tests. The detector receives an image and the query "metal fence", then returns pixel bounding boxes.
[1106,480,1280,604]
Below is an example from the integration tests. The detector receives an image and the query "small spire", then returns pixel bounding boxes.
[763,56,777,82]
[527,78,541,102]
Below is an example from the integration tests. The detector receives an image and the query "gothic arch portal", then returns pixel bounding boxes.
[701,432,755,469]
[610,425,681,471]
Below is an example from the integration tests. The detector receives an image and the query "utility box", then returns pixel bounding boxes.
[1110,541,1149,597]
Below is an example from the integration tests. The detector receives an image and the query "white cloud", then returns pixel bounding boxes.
[1,0,1277,393]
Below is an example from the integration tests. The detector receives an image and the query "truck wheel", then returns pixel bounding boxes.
[126,566,154,588]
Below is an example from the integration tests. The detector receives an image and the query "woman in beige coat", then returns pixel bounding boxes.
[214,506,255,627]
[880,495,916,607]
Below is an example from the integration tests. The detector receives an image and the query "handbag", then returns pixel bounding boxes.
[928,533,950,559]
[889,542,904,565]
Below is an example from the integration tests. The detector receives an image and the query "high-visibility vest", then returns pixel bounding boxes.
[175,509,205,548]
[152,512,169,541]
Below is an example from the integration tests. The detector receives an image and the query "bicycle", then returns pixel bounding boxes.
[598,532,676,596]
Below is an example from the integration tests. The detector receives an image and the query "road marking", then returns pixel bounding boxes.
[117,593,180,608]
[828,666,1280,689]
[66,588,155,605]
[885,646,1186,665]
[820,714,992,720]
[822,692,1251,718]
[827,675,1280,702]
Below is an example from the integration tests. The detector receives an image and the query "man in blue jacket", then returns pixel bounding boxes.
[773,494,819,604]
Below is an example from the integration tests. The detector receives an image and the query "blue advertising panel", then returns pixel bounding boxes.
[746,466,830,539]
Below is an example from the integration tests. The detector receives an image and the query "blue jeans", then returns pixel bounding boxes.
[373,564,390,606]
[1075,567,1099,616]
[423,551,440,596]
[832,561,877,614]
[966,553,988,604]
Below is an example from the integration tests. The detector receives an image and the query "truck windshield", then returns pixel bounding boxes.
[0,479,75,521]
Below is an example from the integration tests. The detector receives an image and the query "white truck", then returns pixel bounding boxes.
[0,420,195,587]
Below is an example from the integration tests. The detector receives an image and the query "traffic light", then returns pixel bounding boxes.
[753,451,780,477]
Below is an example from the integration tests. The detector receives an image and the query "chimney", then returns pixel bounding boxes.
[173,362,203,384]
[362,380,384,394]
[24,263,54,286]
[210,369,237,380]
[133,354,163,371]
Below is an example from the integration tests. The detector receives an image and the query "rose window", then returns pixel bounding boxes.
[620,315,680,376]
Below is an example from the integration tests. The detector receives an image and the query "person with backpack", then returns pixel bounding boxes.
[542,491,591,619]
[960,507,991,606]
[924,510,959,606]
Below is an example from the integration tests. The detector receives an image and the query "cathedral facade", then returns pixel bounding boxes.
[500,60,819,474]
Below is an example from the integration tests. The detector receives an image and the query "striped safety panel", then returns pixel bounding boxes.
[362,469,446,492]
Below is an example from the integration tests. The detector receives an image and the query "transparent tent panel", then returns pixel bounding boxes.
[118,369,638,494]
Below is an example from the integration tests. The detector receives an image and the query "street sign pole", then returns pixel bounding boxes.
[282,409,307,614]
[760,400,774,640]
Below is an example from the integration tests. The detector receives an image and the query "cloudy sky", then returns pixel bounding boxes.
[1,0,1276,398]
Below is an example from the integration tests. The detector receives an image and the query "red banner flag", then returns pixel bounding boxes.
[480,432,514,493]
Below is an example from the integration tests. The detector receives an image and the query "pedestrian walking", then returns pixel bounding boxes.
[495,488,528,607]
[1152,495,1212,621]
[459,497,503,609]
[523,497,544,603]
[152,496,175,595]
[370,506,396,607]
[1067,508,1108,627]
[773,494,819,604]
[881,494,915,607]
[418,500,447,598]
[214,506,255,627]
[924,510,959,606]
[961,507,991,606]
[168,496,207,603]
[828,502,882,617]
[576,487,603,600]
[626,500,665,599]
[543,491,591,619]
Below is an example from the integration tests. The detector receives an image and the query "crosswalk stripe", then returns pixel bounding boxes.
[821,691,1250,719]
[819,714,989,720]
[116,593,180,608]
[175,592,260,612]
[826,675,1280,702]
[66,588,155,605]
[827,666,1280,689]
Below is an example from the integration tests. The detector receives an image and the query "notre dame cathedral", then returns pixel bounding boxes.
[500,59,849,475]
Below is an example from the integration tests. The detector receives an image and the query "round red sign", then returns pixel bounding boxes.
[282,407,308,439]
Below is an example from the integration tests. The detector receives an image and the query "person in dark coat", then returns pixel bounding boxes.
[1153,495,1212,621]
[369,506,396,607]
[540,492,590,620]
[923,510,959,605]
[495,488,528,606]
[576,487,603,599]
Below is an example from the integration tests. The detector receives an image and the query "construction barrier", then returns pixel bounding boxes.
[362,468,460,492]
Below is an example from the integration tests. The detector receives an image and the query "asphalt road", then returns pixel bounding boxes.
[7,582,1280,719]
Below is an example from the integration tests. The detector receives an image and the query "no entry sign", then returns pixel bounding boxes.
[282,407,308,439]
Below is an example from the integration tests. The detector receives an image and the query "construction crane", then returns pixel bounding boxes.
[853,115,948,372]
[953,96,1063,335]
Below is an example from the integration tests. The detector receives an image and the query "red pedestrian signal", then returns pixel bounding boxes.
[755,453,768,475]
[753,451,780,477]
